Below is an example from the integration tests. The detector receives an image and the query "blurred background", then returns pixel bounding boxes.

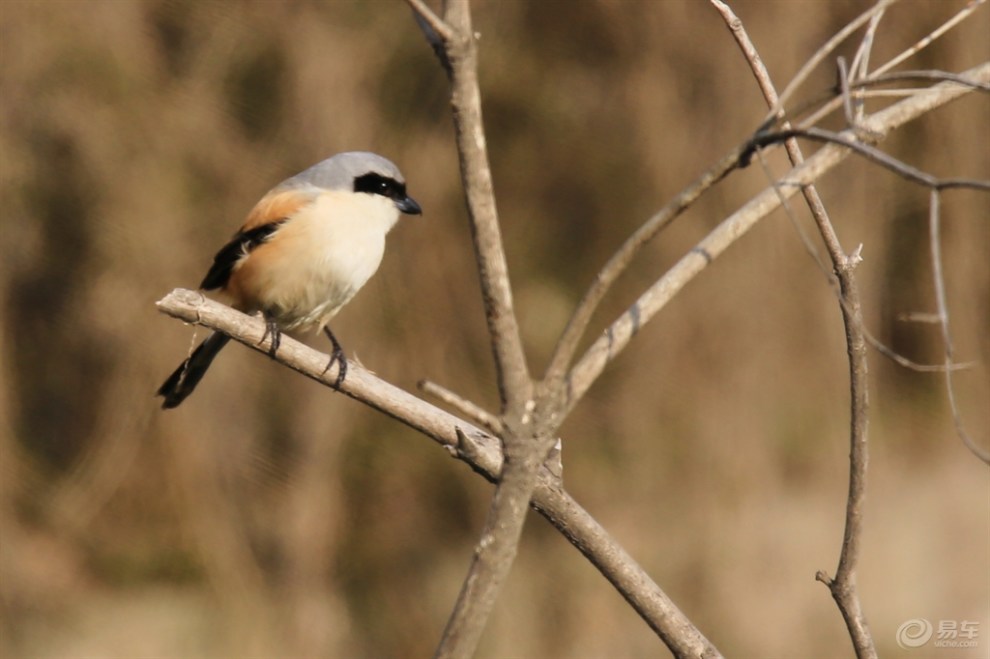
[1,1,987,657]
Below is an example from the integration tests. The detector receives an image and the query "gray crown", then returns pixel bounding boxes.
[285,151,406,191]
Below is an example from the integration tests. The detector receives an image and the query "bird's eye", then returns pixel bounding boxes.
[354,173,402,200]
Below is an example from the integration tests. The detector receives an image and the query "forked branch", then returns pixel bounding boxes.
[714,3,988,655]
[562,61,988,413]
[405,2,572,657]
[156,289,721,656]
[712,2,875,654]
[409,0,532,412]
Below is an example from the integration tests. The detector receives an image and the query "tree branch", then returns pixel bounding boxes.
[742,126,990,191]
[433,448,545,659]
[713,5,989,653]
[542,148,741,392]
[412,0,533,412]
[927,190,990,464]
[560,62,988,415]
[406,2,552,655]
[769,0,898,120]
[713,5,876,654]
[419,378,503,436]
[871,0,986,77]
[155,289,721,657]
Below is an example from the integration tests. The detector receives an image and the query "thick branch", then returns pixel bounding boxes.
[407,2,548,655]
[424,0,533,413]
[156,289,721,657]
[434,454,545,659]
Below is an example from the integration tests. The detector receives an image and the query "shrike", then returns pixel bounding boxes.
[157,151,421,409]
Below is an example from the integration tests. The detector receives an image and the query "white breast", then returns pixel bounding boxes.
[239,190,401,331]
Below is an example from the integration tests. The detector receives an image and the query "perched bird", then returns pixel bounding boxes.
[157,151,421,409]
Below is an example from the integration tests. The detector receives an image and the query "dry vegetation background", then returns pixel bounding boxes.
[1,0,988,657]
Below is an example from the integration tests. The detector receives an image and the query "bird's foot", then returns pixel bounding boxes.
[260,314,281,358]
[322,327,347,388]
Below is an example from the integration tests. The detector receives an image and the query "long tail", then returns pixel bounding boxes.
[157,332,231,409]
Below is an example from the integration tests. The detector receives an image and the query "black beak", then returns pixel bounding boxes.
[395,195,422,215]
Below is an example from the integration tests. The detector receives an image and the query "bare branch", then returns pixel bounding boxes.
[406,0,453,43]
[155,289,721,656]
[764,0,988,133]
[855,70,990,91]
[790,70,989,129]
[435,0,533,413]
[406,0,454,73]
[419,378,502,435]
[837,58,861,131]
[814,265,874,659]
[771,0,898,120]
[710,5,990,651]
[742,126,990,191]
[872,0,987,77]
[715,5,877,654]
[532,483,722,658]
[433,451,545,659]
[563,62,988,413]
[927,190,990,464]
[866,321,973,373]
[848,3,886,87]
[542,148,741,391]
[408,2,549,655]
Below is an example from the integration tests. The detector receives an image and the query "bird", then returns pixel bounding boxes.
[157,151,421,409]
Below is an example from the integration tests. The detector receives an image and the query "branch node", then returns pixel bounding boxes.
[846,243,864,268]
[406,0,454,73]
[543,438,563,483]
[455,426,484,465]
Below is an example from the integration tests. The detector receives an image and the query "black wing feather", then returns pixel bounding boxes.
[199,220,289,290]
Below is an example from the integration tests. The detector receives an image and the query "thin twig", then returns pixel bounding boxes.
[927,190,990,464]
[872,0,987,77]
[753,150,976,379]
[406,0,454,42]
[419,378,503,435]
[849,4,885,79]
[714,4,876,654]
[794,70,990,129]
[406,0,454,73]
[754,144,978,380]
[563,62,988,415]
[837,58,861,134]
[848,3,886,120]
[770,0,898,121]
[813,261,874,658]
[850,89,956,99]
[857,70,990,90]
[542,148,741,391]
[743,126,990,192]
